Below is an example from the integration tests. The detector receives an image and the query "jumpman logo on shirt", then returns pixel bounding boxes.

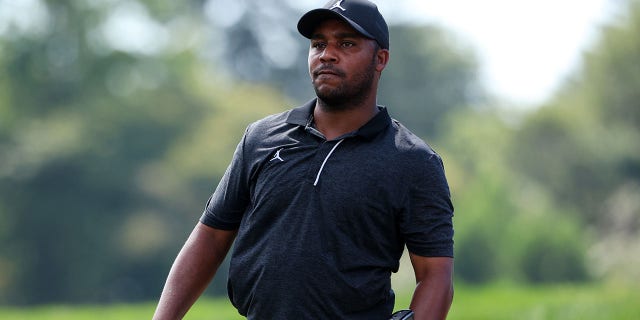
[270,148,285,162]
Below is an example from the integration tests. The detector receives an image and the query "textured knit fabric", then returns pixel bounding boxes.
[200,99,454,319]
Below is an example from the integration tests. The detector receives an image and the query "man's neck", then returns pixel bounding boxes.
[313,99,379,141]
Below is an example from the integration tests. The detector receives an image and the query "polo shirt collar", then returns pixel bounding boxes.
[286,98,391,140]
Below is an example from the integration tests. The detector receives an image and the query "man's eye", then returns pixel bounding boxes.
[312,42,326,49]
[341,42,355,48]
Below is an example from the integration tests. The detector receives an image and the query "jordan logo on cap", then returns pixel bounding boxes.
[330,0,346,11]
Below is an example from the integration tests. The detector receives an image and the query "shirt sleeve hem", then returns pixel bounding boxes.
[407,246,454,258]
[199,212,240,230]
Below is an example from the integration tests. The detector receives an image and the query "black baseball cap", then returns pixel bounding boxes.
[297,0,389,50]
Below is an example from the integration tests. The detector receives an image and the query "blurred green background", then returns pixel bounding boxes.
[1,0,639,318]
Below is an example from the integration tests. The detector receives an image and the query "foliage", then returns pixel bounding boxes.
[204,0,312,101]
[507,0,640,282]
[513,215,589,283]
[0,0,287,304]
[3,0,640,306]
[441,0,640,286]
[379,25,482,139]
[441,109,591,284]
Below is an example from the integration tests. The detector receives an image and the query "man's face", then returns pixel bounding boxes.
[308,19,380,108]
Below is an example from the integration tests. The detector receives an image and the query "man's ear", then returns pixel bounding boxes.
[375,48,390,73]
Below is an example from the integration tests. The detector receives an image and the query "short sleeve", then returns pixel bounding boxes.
[199,127,252,230]
[401,152,454,257]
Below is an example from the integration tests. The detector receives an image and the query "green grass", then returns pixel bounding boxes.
[1,282,638,319]
[445,282,639,320]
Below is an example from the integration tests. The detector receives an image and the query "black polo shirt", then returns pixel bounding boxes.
[200,99,454,319]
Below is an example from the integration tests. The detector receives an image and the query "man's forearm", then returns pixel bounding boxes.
[153,223,237,320]
[409,277,453,320]
[153,247,216,320]
[408,255,454,320]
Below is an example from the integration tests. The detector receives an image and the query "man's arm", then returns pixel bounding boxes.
[408,254,454,320]
[153,222,237,320]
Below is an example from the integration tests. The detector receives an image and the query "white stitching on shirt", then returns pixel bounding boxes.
[313,139,345,186]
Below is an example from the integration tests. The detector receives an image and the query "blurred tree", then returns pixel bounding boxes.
[508,0,640,281]
[202,0,313,101]
[510,0,640,229]
[379,25,482,139]
[515,218,589,283]
[0,0,287,304]
[442,107,592,284]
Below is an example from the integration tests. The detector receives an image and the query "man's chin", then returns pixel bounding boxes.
[313,79,339,91]
[315,95,351,111]
[314,86,340,101]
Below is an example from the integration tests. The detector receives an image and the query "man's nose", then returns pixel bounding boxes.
[319,44,339,63]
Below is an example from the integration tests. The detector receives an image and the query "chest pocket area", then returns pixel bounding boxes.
[251,146,313,204]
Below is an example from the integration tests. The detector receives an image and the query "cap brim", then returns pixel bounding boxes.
[297,9,375,40]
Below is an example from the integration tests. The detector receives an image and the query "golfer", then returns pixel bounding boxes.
[153,1,454,319]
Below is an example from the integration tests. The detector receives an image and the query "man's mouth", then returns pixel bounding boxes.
[313,67,344,78]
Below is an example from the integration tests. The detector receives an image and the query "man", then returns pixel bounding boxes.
[153,1,454,319]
